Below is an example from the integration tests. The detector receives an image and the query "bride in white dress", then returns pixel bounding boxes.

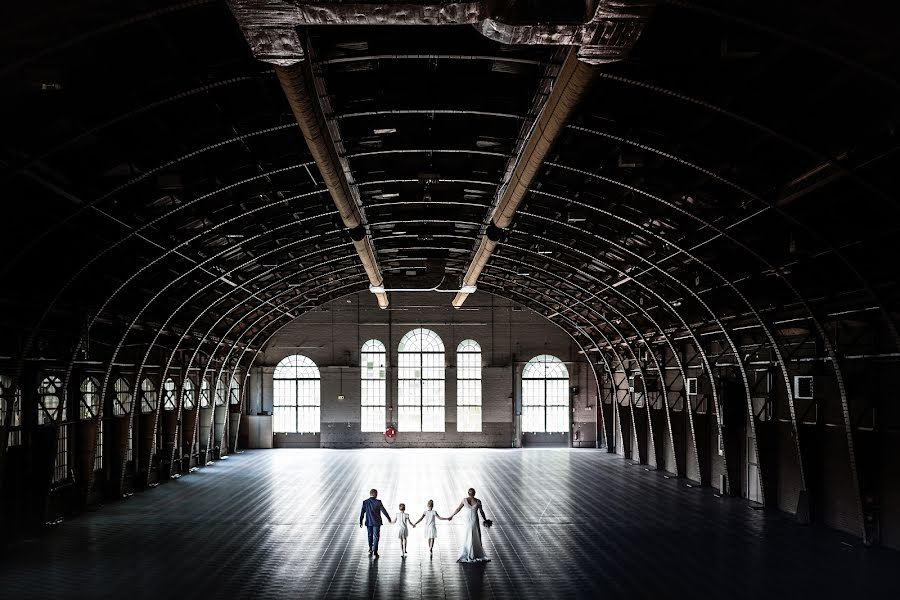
[449,488,491,563]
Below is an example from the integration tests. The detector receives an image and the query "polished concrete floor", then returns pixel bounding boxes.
[1,449,898,599]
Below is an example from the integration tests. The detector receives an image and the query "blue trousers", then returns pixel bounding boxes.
[367,526,381,552]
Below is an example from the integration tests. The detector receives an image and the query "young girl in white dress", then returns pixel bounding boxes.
[391,503,415,557]
[413,499,450,556]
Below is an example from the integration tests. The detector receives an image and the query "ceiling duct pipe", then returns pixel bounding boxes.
[452,47,594,308]
[274,61,389,309]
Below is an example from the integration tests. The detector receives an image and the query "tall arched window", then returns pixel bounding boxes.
[162,378,177,410]
[182,378,195,410]
[80,377,102,471]
[273,355,321,433]
[38,375,67,482]
[0,375,22,447]
[456,339,482,432]
[140,378,157,414]
[522,355,569,433]
[113,377,134,463]
[360,340,386,432]
[398,328,445,432]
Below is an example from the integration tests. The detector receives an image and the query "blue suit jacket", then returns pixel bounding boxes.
[360,497,390,527]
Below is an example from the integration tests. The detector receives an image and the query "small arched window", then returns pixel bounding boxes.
[182,378,195,410]
[80,377,100,420]
[214,377,227,407]
[229,377,241,405]
[140,378,157,414]
[162,378,177,410]
[456,339,482,432]
[38,375,64,425]
[360,339,386,432]
[522,355,569,433]
[273,355,321,433]
[113,378,133,416]
[199,378,211,408]
[398,328,445,432]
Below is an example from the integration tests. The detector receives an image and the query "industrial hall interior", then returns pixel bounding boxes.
[2,0,899,598]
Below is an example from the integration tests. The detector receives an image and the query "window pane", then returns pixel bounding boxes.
[522,406,545,433]
[398,406,421,432]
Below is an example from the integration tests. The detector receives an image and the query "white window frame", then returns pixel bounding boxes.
[398,328,445,433]
[273,355,321,433]
[456,339,482,432]
[360,340,386,433]
[521,355,569,433]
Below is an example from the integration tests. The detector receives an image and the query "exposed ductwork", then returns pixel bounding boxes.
[274,62,390,308]
[452,47,596,307]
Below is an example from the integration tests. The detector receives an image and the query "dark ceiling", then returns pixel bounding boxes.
[1,0,898,378]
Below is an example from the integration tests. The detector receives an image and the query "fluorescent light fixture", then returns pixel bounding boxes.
[369,284,386,294]
[460,285,477,294]
[224,234,245,238]
[374,128,397,134]
[220,277,238,287]
[538,250,553,254]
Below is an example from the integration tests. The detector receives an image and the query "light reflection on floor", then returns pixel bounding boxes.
[1,448,898,599]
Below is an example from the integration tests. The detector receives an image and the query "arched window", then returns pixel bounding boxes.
[273,355,321,433]
[38,375,65,425]
[214,377,226,407]
[456,339,482,432]
[229,377,241,405]
[0,375,22,446]
[182,378,195,410]
[522,355,569,433]
[162,378,177,410]
[398,328,445,432]
[113,377,134,462]
[80,377,100,419]
[113,378,133,416]
[140,378,157,414]
[38,375,67,482]
[199,378,211,408]
[360,339,386,432]
[80,377,102,471]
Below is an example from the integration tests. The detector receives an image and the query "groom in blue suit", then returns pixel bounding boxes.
[360,488,391,558]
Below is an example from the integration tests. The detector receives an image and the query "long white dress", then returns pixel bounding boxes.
[456,499,490,563]
[395,512,411,538]
[422,510,438,539]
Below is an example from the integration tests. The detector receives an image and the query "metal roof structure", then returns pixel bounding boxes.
[1,0,898,545]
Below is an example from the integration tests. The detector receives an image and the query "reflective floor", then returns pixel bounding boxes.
[1,449,898,599]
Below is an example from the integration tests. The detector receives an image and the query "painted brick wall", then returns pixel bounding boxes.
[248,291,598,448]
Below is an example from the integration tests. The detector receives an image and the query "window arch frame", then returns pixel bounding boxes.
[521,354,570,434]
[182,378,195,410]
[140,377,157,414]
[273,355,321,433]
[397,328,446,433]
